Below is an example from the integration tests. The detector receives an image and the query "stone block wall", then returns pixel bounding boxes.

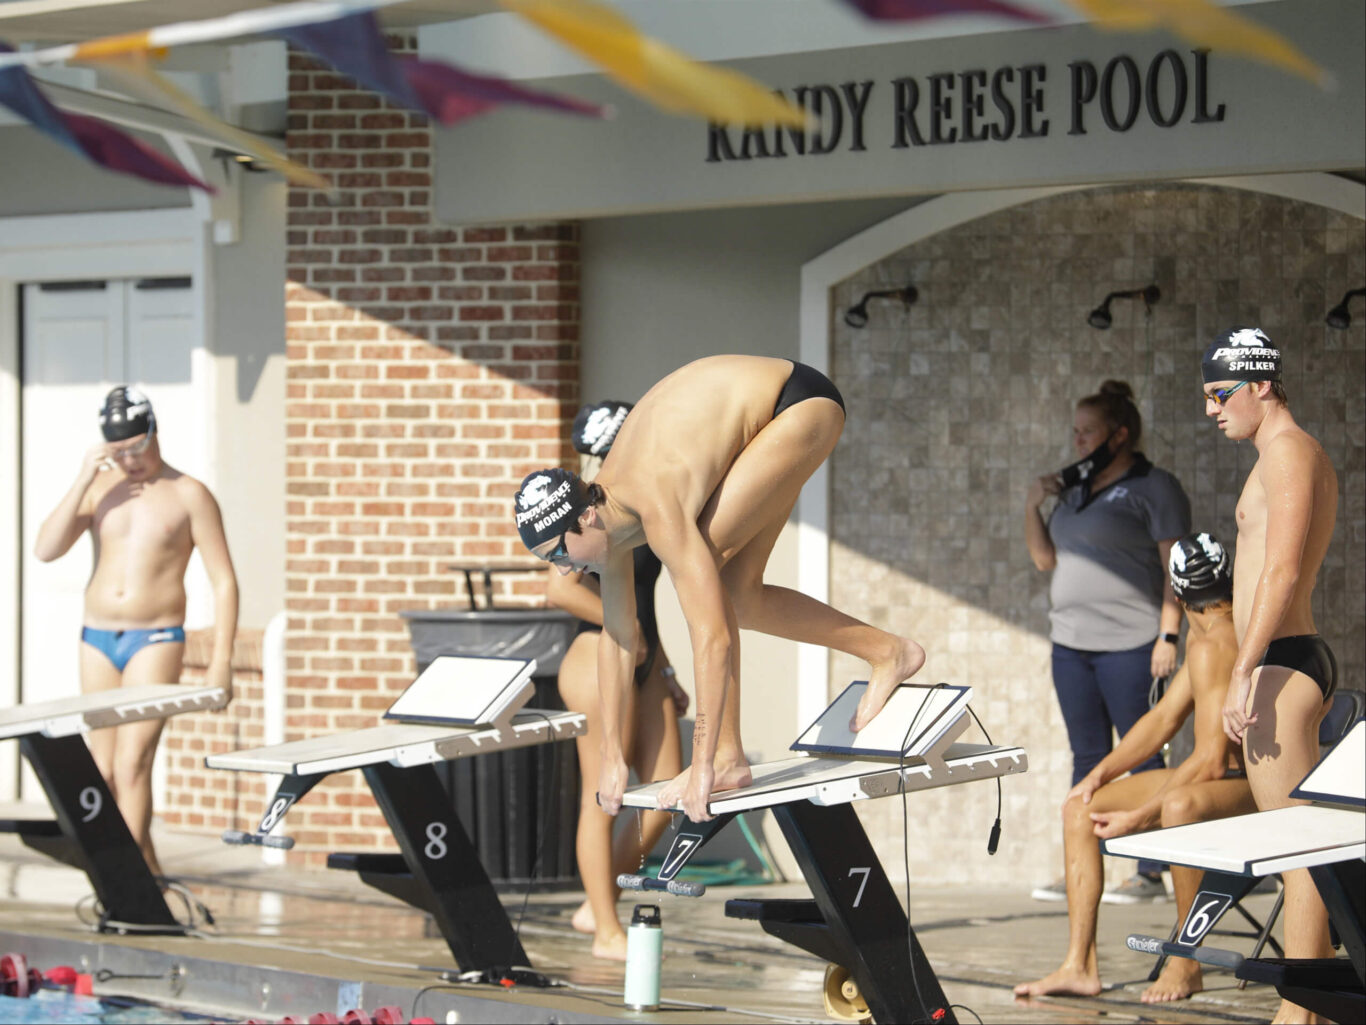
[830,183,1364,886]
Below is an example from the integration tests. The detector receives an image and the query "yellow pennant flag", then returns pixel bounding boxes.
[83,54,334,190]
[1067,0,1329,87]
[502,0,808,127]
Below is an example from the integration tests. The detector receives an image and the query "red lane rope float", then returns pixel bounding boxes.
[1,953,32,999]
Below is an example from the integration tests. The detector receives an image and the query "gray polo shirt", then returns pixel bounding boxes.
[1047,455,1191,651]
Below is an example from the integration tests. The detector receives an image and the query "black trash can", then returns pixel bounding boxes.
[401,607,580,892]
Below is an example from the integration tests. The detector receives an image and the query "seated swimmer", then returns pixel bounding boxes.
[1014,532,1256,1004]
[33,387,239,877]
[512,355,925,822]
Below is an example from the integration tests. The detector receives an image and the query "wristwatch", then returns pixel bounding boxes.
[1160,632,1180,645]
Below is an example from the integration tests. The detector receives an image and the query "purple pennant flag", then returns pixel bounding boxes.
[0,41,211,191]
[280,11,604,126]
[842,0,1049,21]
[402,58,605,125]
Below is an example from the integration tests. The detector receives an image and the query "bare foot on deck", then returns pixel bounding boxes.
[1013,966,1102,998]
[1141,959,1202,1002]
[571,900,595,935]
[1271,999,1327,1024]
[592,929,629,962]
[654,758,754,813]
[850,638,927,731]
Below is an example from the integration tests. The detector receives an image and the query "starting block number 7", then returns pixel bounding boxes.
[848,866,871,908]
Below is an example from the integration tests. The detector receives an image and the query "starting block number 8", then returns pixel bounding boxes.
[424,822,448,860]
[79,787,102,822]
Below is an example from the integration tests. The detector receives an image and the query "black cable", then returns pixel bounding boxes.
[897,682,941,1023]
[895,684,1001,1024]
[510,710,560,953]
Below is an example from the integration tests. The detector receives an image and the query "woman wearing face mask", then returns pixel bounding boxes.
[1024,380,1191,905]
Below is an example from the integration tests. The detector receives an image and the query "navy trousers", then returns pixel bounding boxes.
[1052,640,1166,877]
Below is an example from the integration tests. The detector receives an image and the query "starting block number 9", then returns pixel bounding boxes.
[79,787,102,822]
[424,822,448,860]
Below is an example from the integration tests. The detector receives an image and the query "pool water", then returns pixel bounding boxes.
[0,988,219,1023]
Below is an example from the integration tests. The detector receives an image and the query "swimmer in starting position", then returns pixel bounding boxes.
[34,387,238,877]
[513,356,925,822]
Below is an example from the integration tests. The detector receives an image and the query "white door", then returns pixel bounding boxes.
[18,277,202,802]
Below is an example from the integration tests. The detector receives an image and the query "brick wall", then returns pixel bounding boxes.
[208,39,580,861]
[160,630,267,833]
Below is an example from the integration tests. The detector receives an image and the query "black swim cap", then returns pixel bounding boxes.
[1202,327,1282,384]
[99,386,156,442]
[1169,532,1232,607]
[513,468,591,552]
[572,401,632,456]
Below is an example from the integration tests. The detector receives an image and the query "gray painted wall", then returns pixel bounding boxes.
[210,172,286,630]
[0,126,191,216]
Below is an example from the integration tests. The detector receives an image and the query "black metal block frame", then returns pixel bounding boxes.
[361,760,528,971]
[660,800,957,1024]
[16,733,179,931]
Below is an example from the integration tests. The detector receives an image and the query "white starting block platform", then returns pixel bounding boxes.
[0,684,227,741]
[0,683,227,932]
[621,683,1026,1025]
[205,656,585,975]
[207,714,581,777]
[1105,719,1365,1024]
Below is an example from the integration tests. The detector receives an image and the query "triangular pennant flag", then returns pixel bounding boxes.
[842,0,1048,22]
[279,11,427,113]
[280,10,606,126]
[0,41,211,191]
[502,0,807,128]
[86,54,334,190]
[1066,0,1328,86]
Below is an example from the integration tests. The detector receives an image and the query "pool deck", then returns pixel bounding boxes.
[0,823,1290,1024]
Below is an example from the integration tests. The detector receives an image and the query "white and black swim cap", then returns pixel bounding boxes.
[571,401,632,457]
[1201,327,1281,384]
[513,468,590,552]
[1169,532,1232,607]
[99,386,156,442]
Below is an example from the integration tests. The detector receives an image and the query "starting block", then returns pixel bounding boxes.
[0,683,228,932]
[622,682,1027,1025]
[1105,718,1365,1024]
[205,656,585,974]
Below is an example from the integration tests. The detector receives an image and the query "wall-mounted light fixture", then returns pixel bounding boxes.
[212,147,267,173]
[844,285,918,329]
[1325,287,1365,330]
[1086,284,1160,329]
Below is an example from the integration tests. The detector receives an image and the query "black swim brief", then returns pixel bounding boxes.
[773,360,845,419]
[1259,634,1338,701]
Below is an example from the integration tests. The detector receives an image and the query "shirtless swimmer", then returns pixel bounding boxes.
[512,355,925,822]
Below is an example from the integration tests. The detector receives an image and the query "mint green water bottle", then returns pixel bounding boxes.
[624,903,662,1010]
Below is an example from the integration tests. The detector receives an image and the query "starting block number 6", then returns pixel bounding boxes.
[79,787,103,822]
[1180,892,1233,945]
[848,866,871,908]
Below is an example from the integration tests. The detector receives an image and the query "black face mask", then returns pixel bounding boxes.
[1059,432,1116,489]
